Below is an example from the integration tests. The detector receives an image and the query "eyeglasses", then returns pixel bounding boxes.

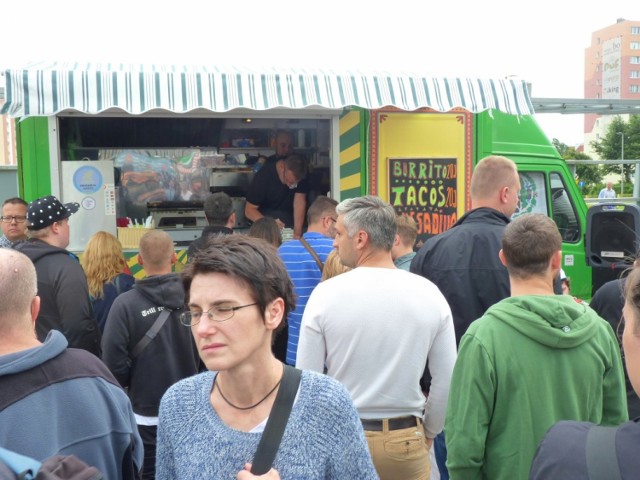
[327,217,337,223]
[0,216,27,223]
[179,302,258,326]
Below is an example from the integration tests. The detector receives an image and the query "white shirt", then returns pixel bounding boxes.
[296,267,457,438]
[598,187,616,199]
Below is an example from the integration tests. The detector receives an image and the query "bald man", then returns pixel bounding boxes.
[0,248,143,479]
[102,229,201,480]
[411,155,520,344]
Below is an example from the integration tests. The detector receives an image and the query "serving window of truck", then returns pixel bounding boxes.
[54,114,333,249]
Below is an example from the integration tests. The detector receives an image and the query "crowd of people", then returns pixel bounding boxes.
[0,152,639,479]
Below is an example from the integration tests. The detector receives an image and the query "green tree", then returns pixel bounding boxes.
[590,115,640,182]
[552,138,601,190]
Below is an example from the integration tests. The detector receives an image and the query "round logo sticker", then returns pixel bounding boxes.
[81,196,97,210]
[73,166,103,194]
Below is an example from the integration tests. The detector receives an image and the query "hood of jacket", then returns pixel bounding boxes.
[486,295,604,349]
[134,273,185,310]
[0,331,67,376]
[12,239,72,263]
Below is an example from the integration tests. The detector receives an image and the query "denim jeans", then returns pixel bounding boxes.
[434,431,449,480]
[364,417,430,480]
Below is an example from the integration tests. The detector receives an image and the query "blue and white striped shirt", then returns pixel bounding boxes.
[278,232,334,365]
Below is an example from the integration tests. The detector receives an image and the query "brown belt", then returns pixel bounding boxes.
[360,416,420,431]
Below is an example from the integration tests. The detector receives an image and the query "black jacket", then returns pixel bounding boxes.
[187,225,233,260]
[589,277,640,419]
[13,239,101,356]
[101,273,201,417]
[410,207,511,344]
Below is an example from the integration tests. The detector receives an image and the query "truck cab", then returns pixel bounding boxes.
[476,110,591,299]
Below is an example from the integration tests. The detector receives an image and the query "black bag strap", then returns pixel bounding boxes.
[251,365,302,475]
[299,237,324,273]
[586,425,622,480]
[130,309,171,360]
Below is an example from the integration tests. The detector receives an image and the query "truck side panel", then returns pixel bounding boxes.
[15,117,51,201]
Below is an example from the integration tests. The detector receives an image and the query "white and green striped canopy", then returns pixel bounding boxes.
[1,62,534,118]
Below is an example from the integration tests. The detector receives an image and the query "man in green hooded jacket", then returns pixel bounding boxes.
[445,213,627,480]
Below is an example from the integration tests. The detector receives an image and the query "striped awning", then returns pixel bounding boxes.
[1,62,534,118]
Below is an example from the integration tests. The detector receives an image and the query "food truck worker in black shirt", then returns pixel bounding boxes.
[245,154,308,239]
[269,130,294,162]
[251,129,294,172]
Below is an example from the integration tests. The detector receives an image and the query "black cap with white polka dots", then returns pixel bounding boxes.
[26,195,80,231]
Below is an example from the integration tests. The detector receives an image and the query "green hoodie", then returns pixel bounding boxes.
[445,294,627,480]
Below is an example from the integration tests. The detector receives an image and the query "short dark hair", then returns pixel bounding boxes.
[203,192,234,226]
[470,155,518,201]
[307,196,338,225]
[181,235,295,334]
[275,129,293,141]
[139,230,175,269]
[248,217,282,248]
[2,197,28,208]
[283,154,307,181]
[502,214,562,279]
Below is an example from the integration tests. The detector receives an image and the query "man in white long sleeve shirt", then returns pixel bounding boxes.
[296,195,457,480]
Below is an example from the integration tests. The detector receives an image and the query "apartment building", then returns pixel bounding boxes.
[584,18,640,158]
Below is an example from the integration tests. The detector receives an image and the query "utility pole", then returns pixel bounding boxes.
[617,131,625,196]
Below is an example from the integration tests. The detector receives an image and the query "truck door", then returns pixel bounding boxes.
[515,168,591,300]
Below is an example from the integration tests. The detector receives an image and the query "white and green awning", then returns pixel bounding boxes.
[1,62,534,118]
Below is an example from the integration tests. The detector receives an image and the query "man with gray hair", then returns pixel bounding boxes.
[188,192,236,260]
[0,248,143,479]
[296,195,456,480]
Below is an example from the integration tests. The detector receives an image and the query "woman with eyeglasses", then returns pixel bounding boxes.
[155,235,377,480]
[530,266,640,479]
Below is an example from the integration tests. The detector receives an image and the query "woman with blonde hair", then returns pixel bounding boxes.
[321,250,351,281]
[81,231,135,332]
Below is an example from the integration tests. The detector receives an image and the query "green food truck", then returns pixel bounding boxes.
[1,63,591,298]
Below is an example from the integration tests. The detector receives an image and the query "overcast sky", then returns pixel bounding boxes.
[2,0,636,146]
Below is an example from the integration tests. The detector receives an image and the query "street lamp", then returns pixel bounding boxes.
[617,131,625,196]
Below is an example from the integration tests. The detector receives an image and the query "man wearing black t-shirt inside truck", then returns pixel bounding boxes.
[244,154,308,239]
